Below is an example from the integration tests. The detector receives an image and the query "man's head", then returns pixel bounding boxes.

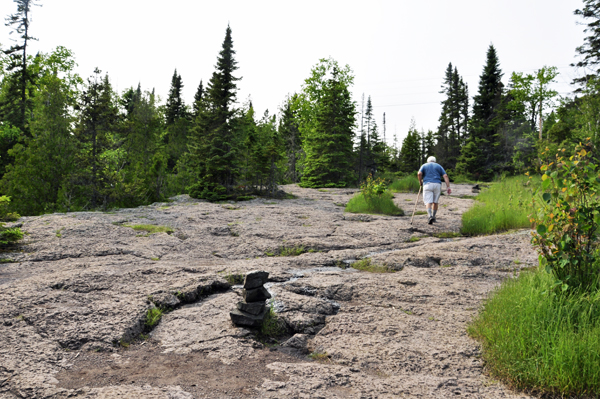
[427,156,436,163]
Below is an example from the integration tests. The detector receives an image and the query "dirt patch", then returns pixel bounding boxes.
[55,340,302,398]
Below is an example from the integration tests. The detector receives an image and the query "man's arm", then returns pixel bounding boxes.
[443,174,451,194]
[417,171,423,186]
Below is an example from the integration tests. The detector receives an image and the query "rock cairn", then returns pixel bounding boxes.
[230,270,271,328]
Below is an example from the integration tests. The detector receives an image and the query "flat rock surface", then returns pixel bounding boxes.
[0,184,537,398]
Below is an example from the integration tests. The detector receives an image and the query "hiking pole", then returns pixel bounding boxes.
[410,185,422,225]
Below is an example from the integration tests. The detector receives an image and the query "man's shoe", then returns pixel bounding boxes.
[428,216,433,225]
[432,217,436,222]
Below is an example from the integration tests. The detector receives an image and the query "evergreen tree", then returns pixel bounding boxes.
[399,119,421,173]
[572,0,600,88]
[279,94,302,183]
[73,69,121,208]
[457,45,505,179]
[420,130,435,164]
[192,79,204,118]
[1,0,41,134]
[435,63,469,170]
[298,59,356,188]
[188,25,240,200]
[164,69,189,171]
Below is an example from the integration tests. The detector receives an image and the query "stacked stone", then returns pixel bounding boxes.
[230,270,271,328]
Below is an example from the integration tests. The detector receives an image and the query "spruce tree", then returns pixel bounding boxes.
[572,0,600,88]
[299,62,356,188]
[457,45,505,179]
[192,79,204,118]
[164,69,189,170]
[188,25,240,200]
[435,63,469,170]
[399,120,421,173]
[279,95,302,183]
[74,69,120,208]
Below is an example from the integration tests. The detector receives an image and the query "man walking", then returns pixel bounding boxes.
[417,156,451,224]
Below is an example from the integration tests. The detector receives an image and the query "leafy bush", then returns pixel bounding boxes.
[531,141,600,291]
[461,176,534,236]
[469,268,600,397]
[388,176,420,192]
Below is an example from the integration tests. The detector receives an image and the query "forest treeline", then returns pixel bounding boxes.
[1,0,600,216]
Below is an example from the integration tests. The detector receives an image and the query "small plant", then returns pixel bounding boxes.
[308,351,330,362]
[407,236,421,243]
[532,141,600,291]
[279,245,306,257]
[352,258,395,273]
[223,272,244,285]
[55,228,64,238]
[119,339,130,348]
[230,230,240,237]
[145,307,163,329]
[150,257,159,261]
[260,307,285,337]
[124,224,174,235]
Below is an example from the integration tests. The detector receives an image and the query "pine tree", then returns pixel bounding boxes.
[435,63,469,170]
[299,61,356,188]
[164,69,189,171]
[399,119,422,173]
[279,94,302,183]
[74,69,120,208]
[457,45,505,179]
[192,79,204,118]
[572,0,600,88]
[1,0,41,134]
[188,25,240,200]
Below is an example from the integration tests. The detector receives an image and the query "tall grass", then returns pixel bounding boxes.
[388,176,420,193]
[461,176,535,236]
[469,268,600,396]
[345,191,404,216]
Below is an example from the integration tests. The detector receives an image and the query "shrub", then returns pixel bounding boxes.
[345,192,404,216]
[388,176,420,192]
[531,141,600,291]
[469,268,600,397]
[460,176,534,236]
[145,307,163,329]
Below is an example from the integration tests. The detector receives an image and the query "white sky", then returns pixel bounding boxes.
[1,0,588,145]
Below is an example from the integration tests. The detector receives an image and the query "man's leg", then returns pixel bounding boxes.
[432,203,438,220]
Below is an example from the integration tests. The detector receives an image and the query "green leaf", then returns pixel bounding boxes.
[542,193,551,203]
[536,224,547,234]
[542,178,552,190]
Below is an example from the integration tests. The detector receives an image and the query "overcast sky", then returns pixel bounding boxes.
[1,0,589,144]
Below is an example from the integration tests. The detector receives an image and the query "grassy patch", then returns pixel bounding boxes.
[461,176,535,236]
[222,272,244,285]
[145,307,163,329]
[265,245,308,257]
[345,192,404,216]
[388,176,420,193]
[414,211,427,216]
[333,202,346,207]
[407,236,421,243]
[469,268,600,397]
[352,258,395,273]
[124,224,174,234]
[260,307,286,337]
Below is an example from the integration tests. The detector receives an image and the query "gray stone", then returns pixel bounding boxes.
[244,270,269,289]
[237,301,265,315]
[243,286,271,302]
[230,307,267,327]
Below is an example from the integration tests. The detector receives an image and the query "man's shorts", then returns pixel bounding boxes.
[423,183,441,204]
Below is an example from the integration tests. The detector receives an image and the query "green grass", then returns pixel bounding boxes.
[460,176,535,236]
[414,210,427,216]
[222,272,244,285]
[124,224,174,234]
[407,236,421,242]
[469,268,600,397]
[145,307,163,329]
[260,307,286,337]
[432,232,461,239]
[308,351,330,362]
[388,176,420,193]
[345,192,404,216]
[352,258,395,273]
[265,245,308,257]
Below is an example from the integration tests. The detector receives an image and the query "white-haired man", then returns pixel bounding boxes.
[417,156,451,224]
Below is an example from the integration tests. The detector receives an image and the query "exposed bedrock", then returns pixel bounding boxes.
[0,184,538,398]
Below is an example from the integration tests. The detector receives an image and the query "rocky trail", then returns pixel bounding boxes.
[0,184,537,398]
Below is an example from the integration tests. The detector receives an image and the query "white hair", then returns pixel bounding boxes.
[427,156,436,163]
